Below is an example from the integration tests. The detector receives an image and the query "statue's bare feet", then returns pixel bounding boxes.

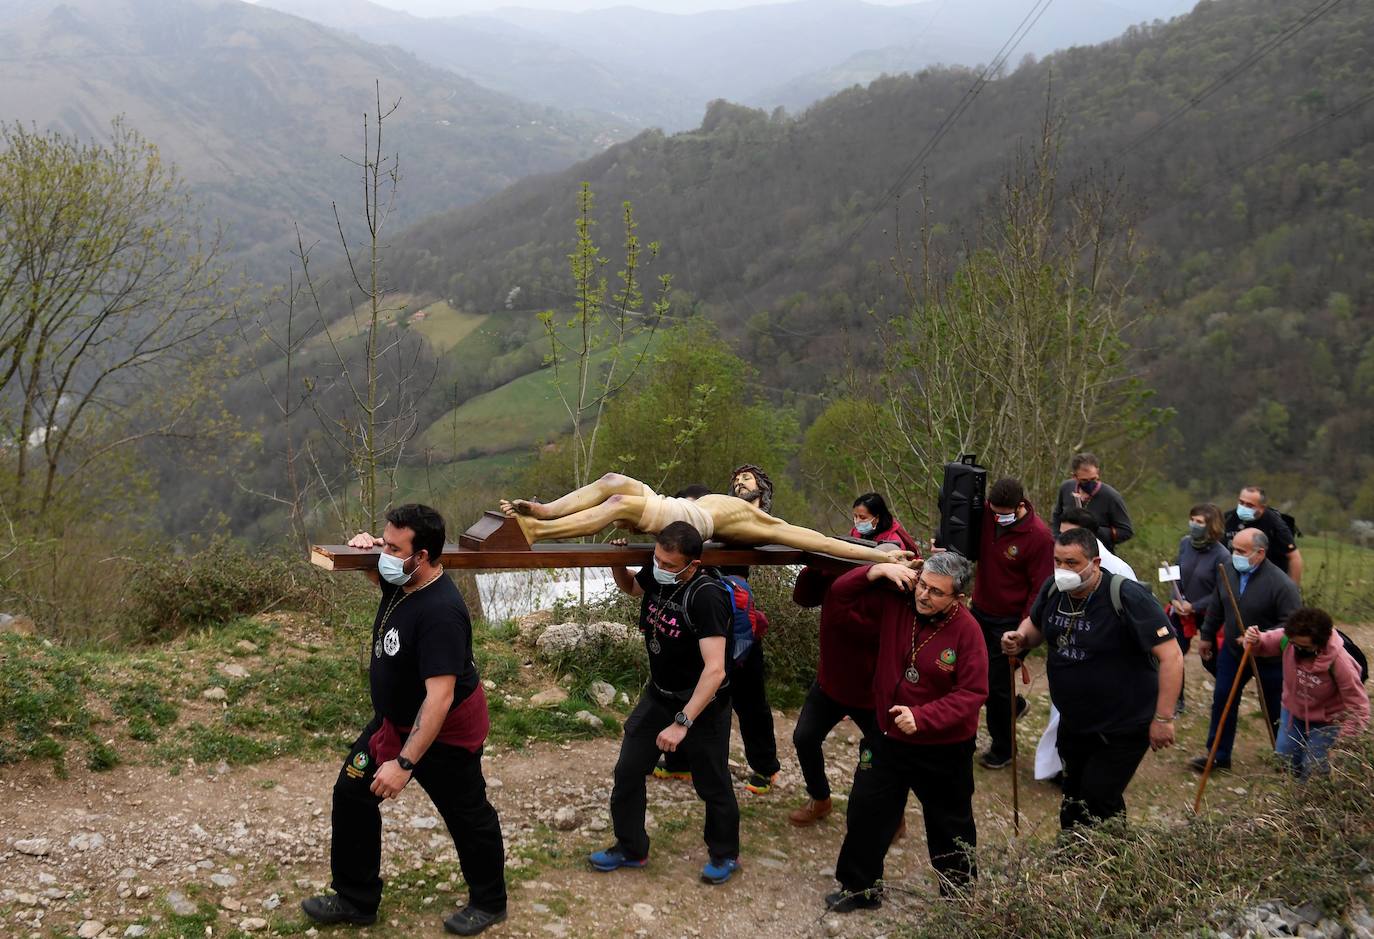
[499,498,548,519]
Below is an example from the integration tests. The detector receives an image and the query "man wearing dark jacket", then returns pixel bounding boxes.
[1050,453,1133,550]
[827,552,988,911]
[1189,527,1302,772]
[1222,486,1303,585]
[971,477,1054,769]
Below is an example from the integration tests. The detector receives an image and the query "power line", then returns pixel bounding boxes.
[841,0,1056,251]
[1227,89,1374,175]
[1116,0,1344,157]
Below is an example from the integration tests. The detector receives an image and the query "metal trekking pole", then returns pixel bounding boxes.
[1217,563,1277,747]
[1193,637,1259,814]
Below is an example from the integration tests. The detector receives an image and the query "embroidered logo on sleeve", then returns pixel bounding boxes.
[1156,626,1170,637]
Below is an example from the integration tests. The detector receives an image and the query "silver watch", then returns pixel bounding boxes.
[673,710,693,729]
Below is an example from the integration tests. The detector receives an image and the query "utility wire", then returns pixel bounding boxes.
[1227,89,1374,175]
[841,0,1056,250]
[1116,0,1344,157]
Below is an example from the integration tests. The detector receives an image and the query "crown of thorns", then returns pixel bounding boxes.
[729,463,774,514]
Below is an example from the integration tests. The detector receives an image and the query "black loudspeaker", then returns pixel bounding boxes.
[937,454,987,561]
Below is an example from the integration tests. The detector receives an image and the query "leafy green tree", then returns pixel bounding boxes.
[0,119,229,521]
[524,317,800,509]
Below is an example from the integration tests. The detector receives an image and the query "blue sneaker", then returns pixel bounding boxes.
[701,855,741,884]
[588,845,648,872]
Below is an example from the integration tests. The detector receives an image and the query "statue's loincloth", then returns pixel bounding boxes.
[637,488,716,539]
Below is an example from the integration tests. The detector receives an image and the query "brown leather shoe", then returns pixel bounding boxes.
[788,797,833,826]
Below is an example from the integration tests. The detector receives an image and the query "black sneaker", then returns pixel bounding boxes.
[1188,754,1230,773]
[825,889,882,913]
[301,894,377,926]
[978,749,1013,770]
[1015,696,1029,720]
[444,905,508,936]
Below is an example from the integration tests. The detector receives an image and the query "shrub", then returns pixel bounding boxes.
[124,538,373,642]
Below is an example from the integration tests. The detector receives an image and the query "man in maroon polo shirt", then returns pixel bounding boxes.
[970,477,1054,769]
[826,551,988,911]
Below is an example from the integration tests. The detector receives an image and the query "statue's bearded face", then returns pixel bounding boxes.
[732,471,760,500]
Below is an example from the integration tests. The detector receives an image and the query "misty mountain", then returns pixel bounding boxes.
[259,0,702,128]
[0,0,627,272]
[260,0,1193,130]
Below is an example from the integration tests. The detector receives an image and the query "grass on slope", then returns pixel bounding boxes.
[305,295,486,353]
[419,331,659,460]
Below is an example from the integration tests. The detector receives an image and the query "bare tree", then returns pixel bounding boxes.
[301,85,431,532]
[812,113,1166,532]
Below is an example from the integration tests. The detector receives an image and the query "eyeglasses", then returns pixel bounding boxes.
[914,580,951,599]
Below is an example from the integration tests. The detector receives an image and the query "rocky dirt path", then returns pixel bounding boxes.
[0,646,1340,939]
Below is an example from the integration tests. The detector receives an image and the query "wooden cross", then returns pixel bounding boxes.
[310,511,863,572]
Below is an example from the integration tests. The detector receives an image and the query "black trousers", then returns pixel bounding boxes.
[662,641,780,777]
[792,680,879,801]
[835,736,977,896]
[330,721,507,915]
[1055,724,1151,830]
[612,690,739,860]
[974,608,1023,759]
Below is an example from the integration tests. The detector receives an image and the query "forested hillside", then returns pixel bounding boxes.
[363,0,1374,522]
[0,0,624,272]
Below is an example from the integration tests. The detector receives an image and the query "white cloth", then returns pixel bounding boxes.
[1034,540,1138,780]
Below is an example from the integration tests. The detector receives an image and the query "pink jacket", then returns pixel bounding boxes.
[1255,631,1369,737]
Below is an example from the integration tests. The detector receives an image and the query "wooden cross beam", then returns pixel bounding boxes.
[310,511,865,573]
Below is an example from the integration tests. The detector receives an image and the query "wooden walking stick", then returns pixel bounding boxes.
[1217,563,1277,747]
[1192,637,1259,814]
[1008,656,1028,835]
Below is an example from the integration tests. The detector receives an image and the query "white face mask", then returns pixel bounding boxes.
[652,558,686,586]
[378,552,413,586]
[995,511,1017,527]
[1053,568,1084,592]
[853,518,875,535]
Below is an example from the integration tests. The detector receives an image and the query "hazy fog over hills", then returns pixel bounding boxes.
[0,0,626,271]
[260,0,1201,129]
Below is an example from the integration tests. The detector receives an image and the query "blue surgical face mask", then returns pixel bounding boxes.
[853,519,875,535]
[1231,552,1255,573]
[378,552,413,586]
[652,558,686,586]
[996,512,1017,527]
[1236,504,1257,522]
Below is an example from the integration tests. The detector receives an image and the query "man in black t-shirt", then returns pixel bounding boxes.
[1001,527,1182,830]
[302,505,507,937]
[592,520,742,884]
[1222,485,1303,585]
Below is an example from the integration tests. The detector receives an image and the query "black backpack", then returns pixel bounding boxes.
[1337,629,1369,683]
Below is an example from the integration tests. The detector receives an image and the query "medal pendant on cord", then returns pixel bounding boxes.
[904,666,920,684]
[648,637,662,655]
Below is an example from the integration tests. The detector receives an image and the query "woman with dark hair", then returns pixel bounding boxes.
[1244,607,1368,779]
[850,493,921,555]
[1171,502,1231,710]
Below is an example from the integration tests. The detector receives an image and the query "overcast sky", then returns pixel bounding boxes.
[345,0,1197,18]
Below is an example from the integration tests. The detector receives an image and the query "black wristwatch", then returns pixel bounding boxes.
[673,711,693,729]
[396,755,416,772]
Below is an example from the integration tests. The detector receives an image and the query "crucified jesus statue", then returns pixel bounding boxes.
[499,471,912,565]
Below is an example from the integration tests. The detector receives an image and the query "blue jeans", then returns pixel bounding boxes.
[1275,707,1340,780]
[1205,639,1282,764]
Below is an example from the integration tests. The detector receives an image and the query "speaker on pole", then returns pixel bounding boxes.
[937,454,987,561]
